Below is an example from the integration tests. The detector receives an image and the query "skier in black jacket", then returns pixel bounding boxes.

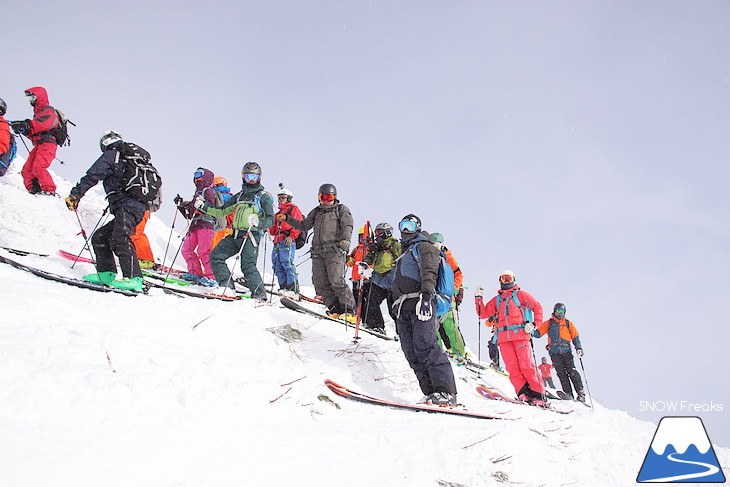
[64,131,148,291]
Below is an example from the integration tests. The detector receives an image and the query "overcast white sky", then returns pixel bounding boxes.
[5,1,729,445]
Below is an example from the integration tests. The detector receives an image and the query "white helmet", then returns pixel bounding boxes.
[278,183,293,202]
[99,130,122,152]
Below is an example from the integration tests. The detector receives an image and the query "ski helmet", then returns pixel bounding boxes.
[398,214,421,234]
[374,222,393,240]
[498,270,516,290]
[318,183,337,196]
[278,188,293,202]
[430,232,444,243]
[553,303,566,319]
[242,162,262,185]
[213,176,228,187]
[99,130,123,152]
[0,98,6,116]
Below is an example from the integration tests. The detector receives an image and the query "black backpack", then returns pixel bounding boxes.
[41,107,72,146]
[284,205,307,249]
[117,142,162,204]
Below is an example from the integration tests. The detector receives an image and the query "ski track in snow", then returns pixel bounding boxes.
[1,166,729,486]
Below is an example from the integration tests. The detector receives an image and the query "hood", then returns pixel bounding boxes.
[498,285,522,296]
[26,87,50,110]
[240,182,264,198]
[195,167,214,190]
[402,230,429,248]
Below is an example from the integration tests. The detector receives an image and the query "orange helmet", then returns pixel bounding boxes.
[213,176,228,187]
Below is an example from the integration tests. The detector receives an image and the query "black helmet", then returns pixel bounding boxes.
[242,162,262,185]
[99,130,123,152]
[398,214,421,234]
[374,222,393,240]
[318,183,337,196]
[553,303,566,319]
[0,98,6,116]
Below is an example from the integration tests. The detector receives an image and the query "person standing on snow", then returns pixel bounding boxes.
[175,167,218,285]
[0,98,11,177]
[211,176,234,249]
[475,270,547,406]
[534,303,585,402]
[278,183,355,318]
[359,222,401,335]
[430,232,467,362]
[64,131,148,291]
[269,185,303,294]
[538,357,556,389]
[196,162,274,300]
[10,87,60,195]
[389,214,457,406]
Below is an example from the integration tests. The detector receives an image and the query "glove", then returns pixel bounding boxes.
[576,348,584,358]
[524,322,535,334]
[475,286,484,299]
[11,120,30,134]
[455,287,464,306]
[275,213,287,222]
[416,292,433,321]
[65,194,79,211]
[339,239,350,252]
[345,257,355,267]
[248,214,259,228]
[284,236,293,246]
[357,262,373,279]
[193,194,205,209]
[174,194,183,206]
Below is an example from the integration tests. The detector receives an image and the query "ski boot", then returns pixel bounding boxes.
[83,271,117,285]
[109,276,144,292]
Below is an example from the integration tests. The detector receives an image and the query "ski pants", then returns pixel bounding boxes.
[130,210,154,262]
[488,339,500,366]
[360,281,394,328]
[272,241,297,289]
[210,233,263,296]
[312,250,355,312]
[550,352,583,397]
[437,307,466,356]
[92,206,145,278]
[182,227,215,278]
[396,307,457,396]
[22,142,57,193]
[499,338,545,396]
[542,377,556,388]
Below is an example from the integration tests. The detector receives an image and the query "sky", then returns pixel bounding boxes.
[4,1,730,444]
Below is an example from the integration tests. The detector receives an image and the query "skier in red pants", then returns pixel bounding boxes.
[475,270,546,405]
[10,87,59,195]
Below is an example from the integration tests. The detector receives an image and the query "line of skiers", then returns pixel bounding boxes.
[4,86,587,408]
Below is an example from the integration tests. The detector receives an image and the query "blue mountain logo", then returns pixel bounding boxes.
[637,416,726,483]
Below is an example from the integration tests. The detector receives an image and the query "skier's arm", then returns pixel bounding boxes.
[71,151,115,198]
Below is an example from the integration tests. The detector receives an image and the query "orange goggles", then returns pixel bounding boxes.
[319,193,335,202]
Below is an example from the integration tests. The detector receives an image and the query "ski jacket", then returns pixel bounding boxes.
[291,201,353,255]
[270,201,302,244]
[476,285,543,344]
[178,168,217,231]
[538,362,553,378]
[212,185,235,228]
[203,182,275,234]
[443,247,463,290]
[70,148,148,213]
[25,87,59,146]
[390,233,439,311]
[0,117,9,155]
[365,236,402,276]
[349,242,368,281]
[536,317,582,355]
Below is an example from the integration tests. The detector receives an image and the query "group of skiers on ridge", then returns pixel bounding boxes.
[1,87,588,408]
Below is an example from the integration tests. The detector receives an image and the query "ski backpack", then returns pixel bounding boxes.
[495,289,534,335]
[284,205,306,249]
[411,242,455,317]
[0,133,17,176]
[39,107,72,146]
[116,142,162,205]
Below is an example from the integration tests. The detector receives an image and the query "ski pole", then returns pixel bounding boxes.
[352,267,367,342]
[162,221,192,283]
[72,207,108,268]
[161,204,180,269]
[222,230,251,293]
[578,356,595,411]
[528,333,549,403]
[477,316,482,380]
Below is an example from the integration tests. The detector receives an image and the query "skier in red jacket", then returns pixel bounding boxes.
[475,270,547,406]
[10,87,59,195]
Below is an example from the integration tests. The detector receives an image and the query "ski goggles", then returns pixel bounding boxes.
[499,274,515,285]
[399,220,418,233]
[242,173,260,184]
[277,194,289,200]
[194,171,204,179]
[318,193,335,203]
[25,92,37,104]
[554,308,566,315]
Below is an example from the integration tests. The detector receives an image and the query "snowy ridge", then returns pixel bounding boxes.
[0,170,728,486]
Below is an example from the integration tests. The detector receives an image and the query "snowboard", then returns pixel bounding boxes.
[280,297,396,341]
[325,379,516,421]
[0,253,144,297]
[475,385,573,414]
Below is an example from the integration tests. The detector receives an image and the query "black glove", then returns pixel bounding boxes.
[416,291,434,321]
[11,120,30,134]
[174,194,183,206]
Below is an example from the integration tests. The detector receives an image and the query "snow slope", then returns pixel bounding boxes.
[0,165,727,487]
